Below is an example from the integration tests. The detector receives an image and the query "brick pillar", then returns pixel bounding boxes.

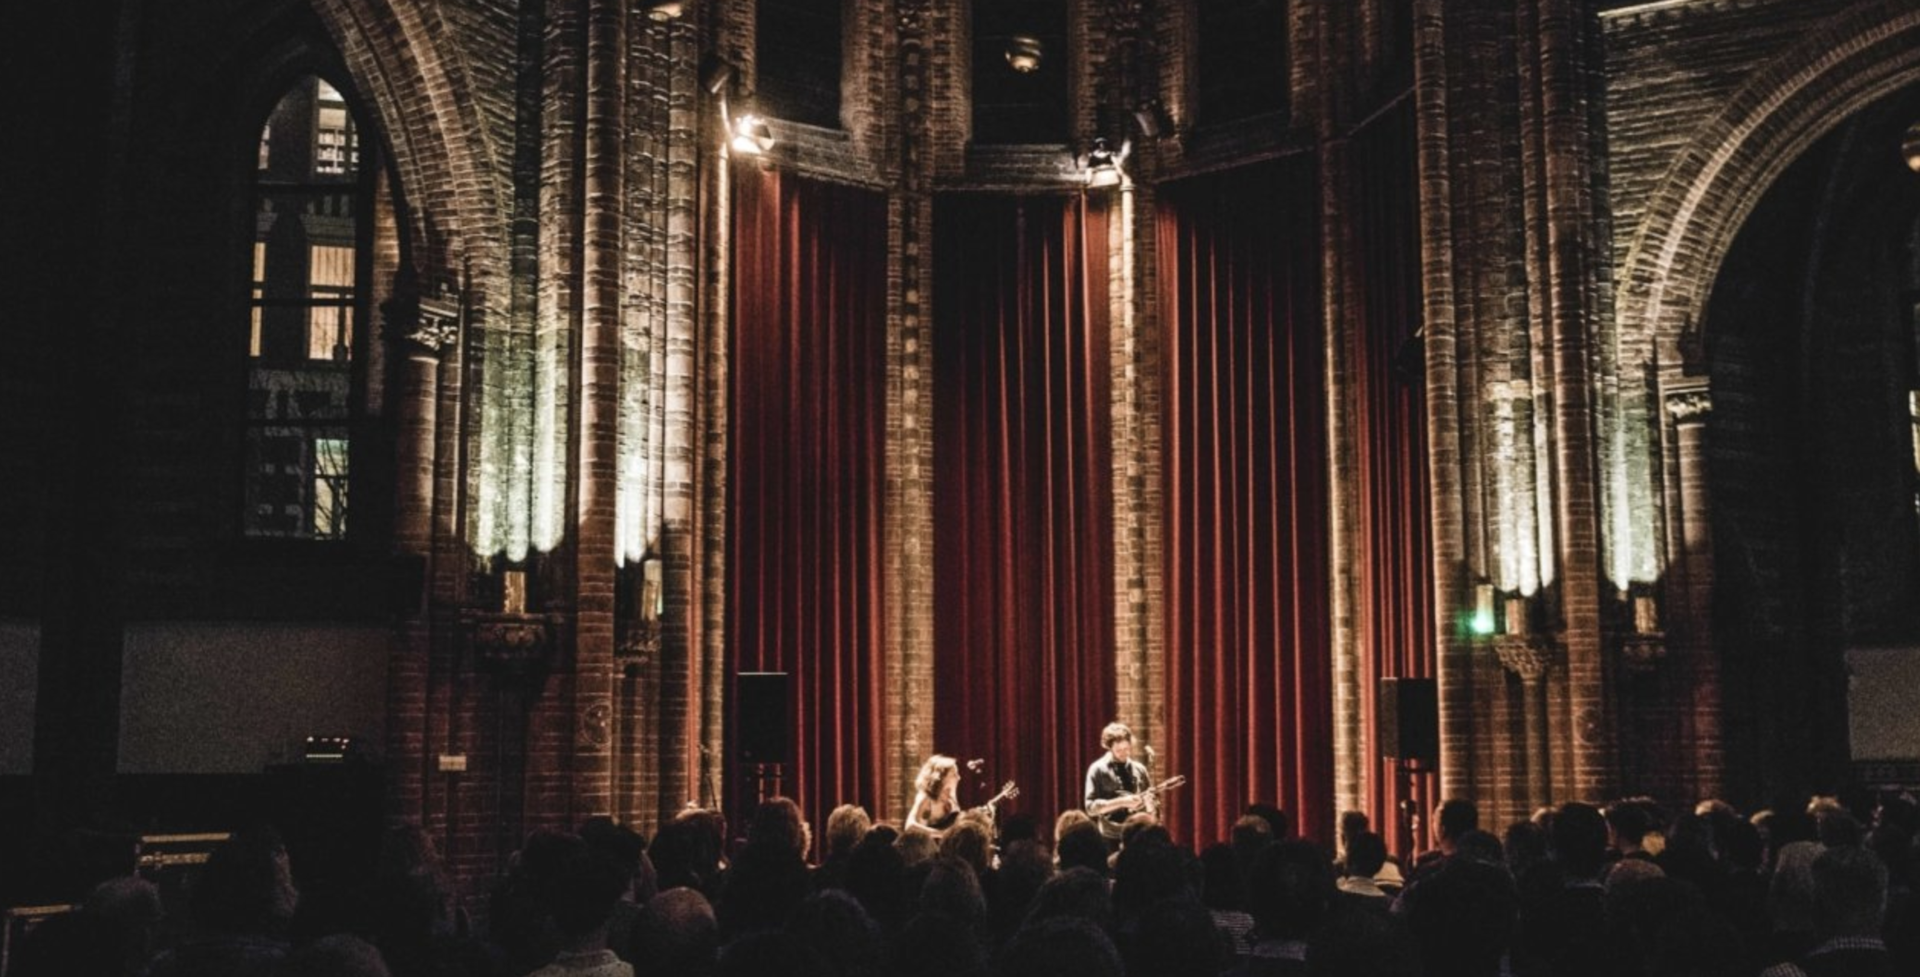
[689,25,729,827]
[1099,0,1164,767]
[1667,385,1722,800]
[1109,177,1164,753]
[1416,0,1620,816]
[1315,1,1370,821]
[429,283,479,878]
[1412,0,1474,807]
[572,0,627,819]
[388,303,456,825]
[1536,0,1612,802]
[884,0,937,822]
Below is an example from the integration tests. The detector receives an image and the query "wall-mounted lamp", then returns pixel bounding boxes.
[730,113,775,155]
[640,555,664,624]
[1470,581,1496,637]
[1504,595,1529,637]
[643,0,685,21]
[502,569,527,616]
[1631,592,1659,634]
[1005,35,1044,73]
[615,555,665,663]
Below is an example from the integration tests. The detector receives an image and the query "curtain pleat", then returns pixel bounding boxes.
[933,193,1116,830]
[729,169,889,840]
[1158,160,1334,845]
[1353,102,1437,854]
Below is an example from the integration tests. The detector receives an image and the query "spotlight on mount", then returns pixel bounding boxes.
[731,113,775,155]
[1132,101,1167,140]
[1005,35,1044,73]
[1083,137,1124,188]
[699,55,735,96]
[1904,121,1920,173]
[644,0,684,21]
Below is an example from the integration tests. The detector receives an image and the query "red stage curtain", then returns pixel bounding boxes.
[1158,159,1333,845]
[933,193,1116,829]
[1352,100,1437,856]
[729,169,890,837]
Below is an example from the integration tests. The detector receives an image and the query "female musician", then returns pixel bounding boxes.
[906,754,962,837]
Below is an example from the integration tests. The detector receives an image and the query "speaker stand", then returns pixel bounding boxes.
[1393,758,1435,856]
[747,761,784,807]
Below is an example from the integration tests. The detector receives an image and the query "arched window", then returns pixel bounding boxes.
[245,76,368,539]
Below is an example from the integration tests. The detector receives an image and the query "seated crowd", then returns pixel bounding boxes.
[7,789,1916,977]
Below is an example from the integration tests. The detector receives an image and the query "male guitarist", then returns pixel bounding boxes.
[1084,721,1152,847]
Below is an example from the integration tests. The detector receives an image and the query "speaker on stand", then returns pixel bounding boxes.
[735,672,790,813]
[1378,676,1438,855]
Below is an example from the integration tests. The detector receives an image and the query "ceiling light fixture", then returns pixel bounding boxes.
[1005,35,1044,73]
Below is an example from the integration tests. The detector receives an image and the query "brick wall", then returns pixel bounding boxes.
[1603,0,1920,806]
[34,0,1920,876]
[1602,0,1852,289]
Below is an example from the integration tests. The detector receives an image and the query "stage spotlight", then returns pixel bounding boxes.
[731,113,775,155]
[1904,120,1920,173]
[1005,35,1044,73]
[1082,137,1124,188]
[644,0,684,21]
[700,55,735,96]
[1132,102,1167,139]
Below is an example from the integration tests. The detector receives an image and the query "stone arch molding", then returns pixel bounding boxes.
[306,0,511,287]
[1618,0,1920,370]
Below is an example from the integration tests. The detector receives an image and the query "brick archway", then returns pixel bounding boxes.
[1617,1,1920,365]
[308,0,510,279]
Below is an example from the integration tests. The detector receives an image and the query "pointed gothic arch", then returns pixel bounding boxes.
[1618,2,1920,364]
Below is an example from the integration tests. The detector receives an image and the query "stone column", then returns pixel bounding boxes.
[1411,0,1474,806]
[388,290,459,824]
[1495,627,1556,813]
[572,0,628,818]
[1667,383,1722,799]
[1315,0,1370,821]
[884,0,937,821]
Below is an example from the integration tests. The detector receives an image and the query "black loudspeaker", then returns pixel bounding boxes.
[1378,677,1438,765]
[737,672,790,763]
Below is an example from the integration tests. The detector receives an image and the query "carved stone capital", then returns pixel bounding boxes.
[1619,633,1668,673]
[406,319,458,353]
[616,618,661,663]
[468,613,553,680]
[897,0,928,34]
[1665,389,1712,422]
[406,293,461,354]
[1493,635,1556,683]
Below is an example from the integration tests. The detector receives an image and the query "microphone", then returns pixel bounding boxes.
[965,758,985,773]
